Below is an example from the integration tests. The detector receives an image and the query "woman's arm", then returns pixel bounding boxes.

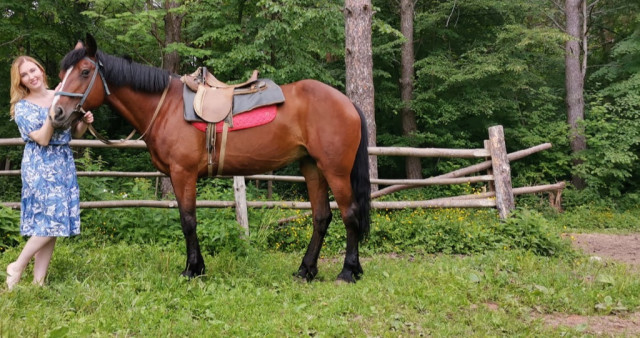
[27,115,55,146]
[25,86,60,146]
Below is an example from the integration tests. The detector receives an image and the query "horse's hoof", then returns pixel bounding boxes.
[294,266,317,282]
[336,270,360,283]
[292,273,309,283]
[181,267,205,279]
[293,271,313,282]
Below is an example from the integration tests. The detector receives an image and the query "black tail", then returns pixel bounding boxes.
[351,105,371,241]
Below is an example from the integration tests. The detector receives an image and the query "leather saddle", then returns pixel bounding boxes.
[181,67,261,123]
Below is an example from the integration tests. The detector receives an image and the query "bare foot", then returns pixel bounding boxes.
[6,262,22,291]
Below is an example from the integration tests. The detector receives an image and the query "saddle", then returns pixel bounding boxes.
[180,67,285,178]
[181,67,261,123]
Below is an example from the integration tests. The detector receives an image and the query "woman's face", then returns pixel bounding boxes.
[18,60,45,92]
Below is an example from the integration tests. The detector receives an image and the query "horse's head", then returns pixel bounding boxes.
[52,34,109,129]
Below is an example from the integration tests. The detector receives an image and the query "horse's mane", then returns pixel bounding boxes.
[60,49,170,93]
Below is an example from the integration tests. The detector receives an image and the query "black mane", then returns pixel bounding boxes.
[60,49,169,93]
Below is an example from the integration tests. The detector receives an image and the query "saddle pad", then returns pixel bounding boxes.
[183,80,284,123]
[191,105,277,133]
[232,79,284,115]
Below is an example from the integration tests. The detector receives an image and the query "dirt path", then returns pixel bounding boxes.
[540,233,640,335]
[571,233,640,270]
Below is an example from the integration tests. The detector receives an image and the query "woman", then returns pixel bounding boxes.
[6,56,94,290]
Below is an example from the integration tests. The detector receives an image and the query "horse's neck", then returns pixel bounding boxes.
[106,86,165,134]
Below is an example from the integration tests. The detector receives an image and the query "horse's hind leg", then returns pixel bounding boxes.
[296,158,332,281]
[336,201,363,282]
[325,175,363,283]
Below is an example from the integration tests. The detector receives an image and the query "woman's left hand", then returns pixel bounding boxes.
[83,111,94,124]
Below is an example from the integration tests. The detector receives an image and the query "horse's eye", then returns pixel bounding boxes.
[81,69,90,77]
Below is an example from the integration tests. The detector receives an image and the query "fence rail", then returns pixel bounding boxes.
[0,125,564,233]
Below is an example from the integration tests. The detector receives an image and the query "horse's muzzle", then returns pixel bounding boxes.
[51,106,76,129]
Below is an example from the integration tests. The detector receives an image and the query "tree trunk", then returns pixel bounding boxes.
[565,0,587,189]
[163,0,184,73]
[400,0,421,179]
[159,0,185,197]
[344,0,378,190]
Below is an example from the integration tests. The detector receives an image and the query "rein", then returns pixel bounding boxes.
[85,79,169,144]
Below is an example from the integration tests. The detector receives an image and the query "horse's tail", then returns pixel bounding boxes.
[351,104,371,241]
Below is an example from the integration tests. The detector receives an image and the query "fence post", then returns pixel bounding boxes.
[233,176,250,238]
[483,140,495,194]
[488,125,514,219]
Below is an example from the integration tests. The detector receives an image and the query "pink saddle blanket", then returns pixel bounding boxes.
[191,105,277,133]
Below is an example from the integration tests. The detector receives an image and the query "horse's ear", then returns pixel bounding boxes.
[85,33,97,57]
[74,40,84,50]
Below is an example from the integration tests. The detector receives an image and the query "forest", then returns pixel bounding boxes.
[0,0,639,206]
[3,2,640,335]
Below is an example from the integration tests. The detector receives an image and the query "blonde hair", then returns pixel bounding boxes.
[9,56,48,118]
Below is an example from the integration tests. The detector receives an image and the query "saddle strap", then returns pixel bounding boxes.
[206,123,217,177]
[217,122,230,176]
[205,121,230,177]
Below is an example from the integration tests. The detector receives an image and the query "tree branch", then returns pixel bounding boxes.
[0,36,24,48]
[446,0,457,28]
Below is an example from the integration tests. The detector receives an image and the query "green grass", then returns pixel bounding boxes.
[2,240,639,336]
[2,193,640,336]
[548,204,640,234]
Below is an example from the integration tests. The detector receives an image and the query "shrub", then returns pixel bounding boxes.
[266,206,572,257]
[0,206,20,253]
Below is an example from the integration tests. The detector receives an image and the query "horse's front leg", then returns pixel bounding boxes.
[170,170,205,277]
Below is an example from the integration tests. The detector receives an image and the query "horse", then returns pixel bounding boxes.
[51,34,371,283]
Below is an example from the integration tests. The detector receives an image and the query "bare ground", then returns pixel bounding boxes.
[539,233,640,336]
[571,233,640,271]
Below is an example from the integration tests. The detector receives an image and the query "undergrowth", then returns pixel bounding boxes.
[2,176,637,259]
[2,182,640,335]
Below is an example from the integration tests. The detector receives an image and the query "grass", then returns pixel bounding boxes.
[2,239,639,336]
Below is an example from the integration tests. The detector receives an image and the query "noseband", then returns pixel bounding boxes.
[55,57,111,113]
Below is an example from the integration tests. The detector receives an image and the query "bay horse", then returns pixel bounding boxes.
[51,34,371,283]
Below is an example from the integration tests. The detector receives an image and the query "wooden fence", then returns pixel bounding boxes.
[0,125,564,235]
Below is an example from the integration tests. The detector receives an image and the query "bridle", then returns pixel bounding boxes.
[54,56,115,144]
[53,55,169,144]
[55,56,111,113]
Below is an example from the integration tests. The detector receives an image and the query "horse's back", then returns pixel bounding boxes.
[280,79,358,118]
[278,79,363,173]
[216,79,363,176]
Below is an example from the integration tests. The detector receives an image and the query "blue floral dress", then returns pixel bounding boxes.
[14,100,80,237]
